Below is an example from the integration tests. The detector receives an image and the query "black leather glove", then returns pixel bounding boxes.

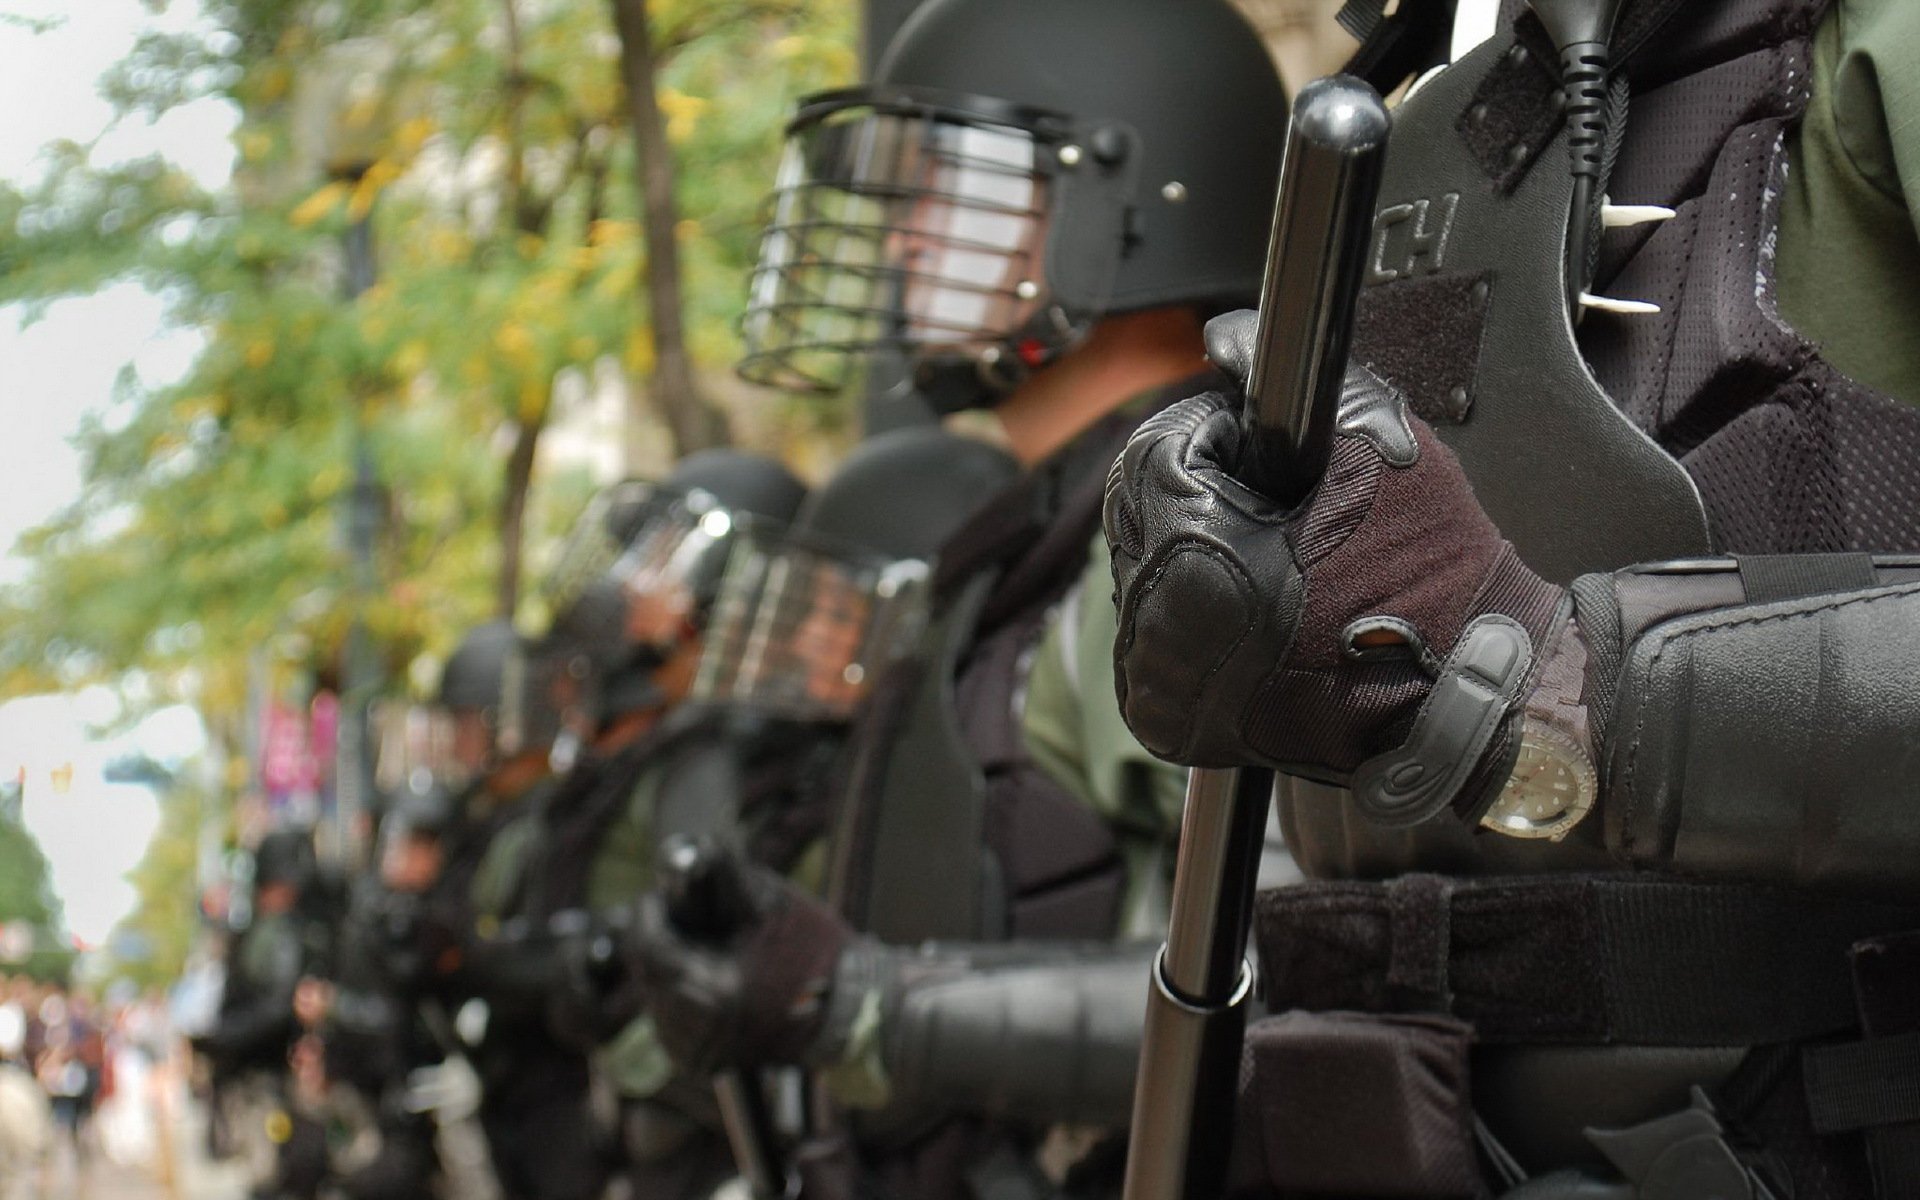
[1105,309,1569,825]
[625,857,852,1075]
[548,912,643,1050]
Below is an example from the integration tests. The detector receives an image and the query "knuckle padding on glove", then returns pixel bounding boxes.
[1120,541,1265,760]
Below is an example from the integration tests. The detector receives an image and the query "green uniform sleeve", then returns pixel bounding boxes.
[468,813,537,927]
[584,772,658,912]
[1775,0,1920,406]
[1020,530,1188,934]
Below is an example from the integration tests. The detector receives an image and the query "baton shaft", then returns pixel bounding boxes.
[1242,76,1392,505]
[1161,767,1273,1002]
[1122,76,1389,1200]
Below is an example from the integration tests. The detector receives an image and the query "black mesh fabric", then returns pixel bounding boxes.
[1577,0,1920,555]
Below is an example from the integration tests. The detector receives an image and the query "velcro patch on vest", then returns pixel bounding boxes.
[1354,270,1491,426]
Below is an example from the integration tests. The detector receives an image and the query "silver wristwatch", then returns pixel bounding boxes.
[1479,618,1597,842]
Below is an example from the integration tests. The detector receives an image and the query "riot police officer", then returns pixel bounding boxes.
[195,827,333,1200]
[1103,1,1920,1197]
[593,424,1015,1198]
[306,781,466,1200]
[461,453,805,1200]
[623,2,1292,1197]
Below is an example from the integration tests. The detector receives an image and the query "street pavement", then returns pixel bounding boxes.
[6,1052,248,1200]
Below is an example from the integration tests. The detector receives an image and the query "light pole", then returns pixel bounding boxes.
[293,36,410,868]
[335,177,384,869]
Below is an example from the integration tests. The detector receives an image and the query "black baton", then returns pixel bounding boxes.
[659,835,793,1200]
[1120,76,1389,1200]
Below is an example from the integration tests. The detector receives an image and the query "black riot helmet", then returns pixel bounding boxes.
[381,777,459,843]
[437,620,517,714]
[737,0,1288,412]
[665,451,808,528]
[694,429,1017,721]
[427,619,573,784]
[795,426,1016,559]
[252,827,318,893]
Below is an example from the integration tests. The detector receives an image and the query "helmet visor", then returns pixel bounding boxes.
[740,90,1061,393]
[498,637,588,759]
[541,480,661,622]
[693,528,929,721]
[614,489,759,651]
[377,703,488,794]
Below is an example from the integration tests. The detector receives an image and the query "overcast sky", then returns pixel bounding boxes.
[1,1,233,947]
[0,0,236,583]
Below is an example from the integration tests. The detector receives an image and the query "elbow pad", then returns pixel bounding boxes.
[1575,555,1920,896]
[827,940,1157,1128]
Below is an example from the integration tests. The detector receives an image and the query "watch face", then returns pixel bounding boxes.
[1480,719,1596,841]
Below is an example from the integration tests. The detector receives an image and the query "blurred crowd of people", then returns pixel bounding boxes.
[0,973,180,1188]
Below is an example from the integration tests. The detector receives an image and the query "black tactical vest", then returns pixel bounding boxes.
[828,381,1210,946]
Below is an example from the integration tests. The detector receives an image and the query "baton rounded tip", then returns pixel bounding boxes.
[1291,74,1391,153]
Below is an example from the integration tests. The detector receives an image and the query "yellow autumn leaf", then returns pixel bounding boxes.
[391,115,438,158]
[517,377,550,423]
[310,463,349,498]
[498,321,536,367]
[429,228,471,263]
[659,88,709,144]
[238,130,275,163]
[624,329,656,375]
[347,160,402,220]
[290,181,349,228]
[394,340,431,378]
[589,219,638,246]
[595,265,638,302]
[254,63,293,101]
[244,340,274,368]
[675,218,701,242]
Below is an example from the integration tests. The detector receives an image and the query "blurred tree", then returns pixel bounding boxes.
[0,0,855,745]
[0,800,75,983]
[107,772,212,991]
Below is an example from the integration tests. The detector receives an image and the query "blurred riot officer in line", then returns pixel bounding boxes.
[295,779,468,1200]
[583,425,1015,1200]
[194,826,335,1200]
[456,453,805,1200]
[446,620,605,1200]
[1099,1,1920,1197]
[619,2,1292,1197]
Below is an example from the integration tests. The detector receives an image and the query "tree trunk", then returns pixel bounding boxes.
[496,407,544,619]
[494,0,545,621]
[609,0,731,458]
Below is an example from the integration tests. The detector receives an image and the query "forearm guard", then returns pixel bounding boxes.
[460,918,564,1014]
[820,940,1158,1128]
[1575,555,1920,896]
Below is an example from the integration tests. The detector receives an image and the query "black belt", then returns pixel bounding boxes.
[1256,873,1920,1046]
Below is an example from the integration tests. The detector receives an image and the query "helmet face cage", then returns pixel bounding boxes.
[692,526,930,722]
[541,480,661,621]
[739,86,1124,397]
[497,639,586,761]
[375,702,478,795]
[613,488,764,654]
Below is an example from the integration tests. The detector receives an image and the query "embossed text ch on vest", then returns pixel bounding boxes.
[1368,193,1459,284]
